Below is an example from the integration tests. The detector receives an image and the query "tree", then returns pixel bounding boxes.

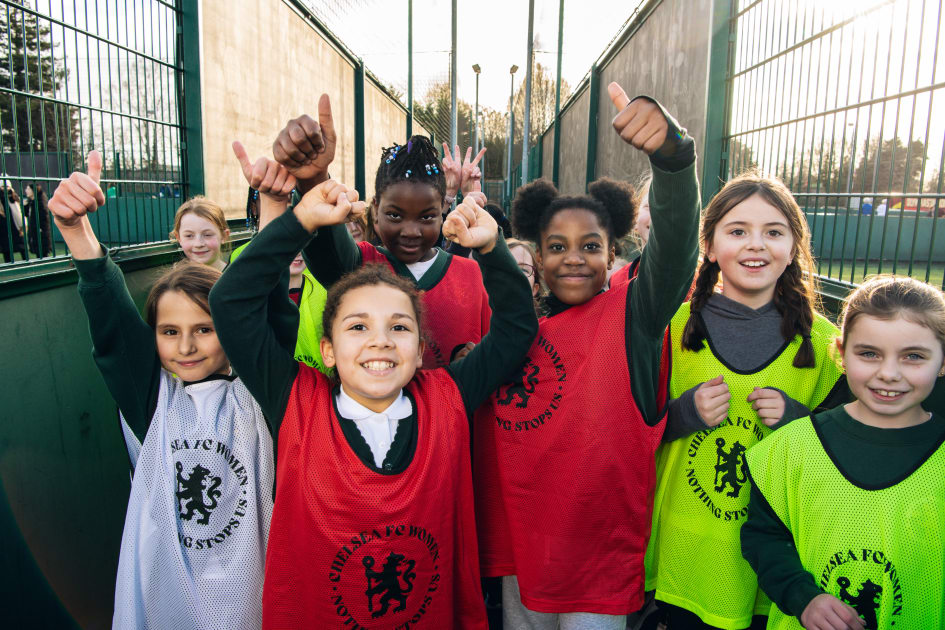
[0,1,75,154]
[852,137,927,195]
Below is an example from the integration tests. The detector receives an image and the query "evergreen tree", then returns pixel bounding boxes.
[0,0,75,153]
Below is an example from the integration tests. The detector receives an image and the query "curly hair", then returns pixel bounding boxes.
[373,135,446,203]
[681,172,820,368]
[511,177,636,245]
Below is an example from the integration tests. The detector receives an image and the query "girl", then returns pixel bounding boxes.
[475,82,701,630]
[743,275,945,629]
[508,237,541,302]
[208,178,538,628]
[48,151,278,630]
[230,141,331,373]
[644,173,846,630]
[271,97,490,369]
[171,196,230,270]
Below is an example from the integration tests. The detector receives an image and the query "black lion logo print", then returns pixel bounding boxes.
[496,359,540,408]
[175,462,222,525]
[838,577,882,629]
[363,552,416,618]
[713,437,749,498]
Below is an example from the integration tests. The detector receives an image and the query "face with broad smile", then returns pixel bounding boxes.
[154,290,229,381]
[537,208,615,305]
[320,284,425,413]
[840,314,945,428]
[707,194,795,309]
[175,212,228,269]
[373,181,443,264]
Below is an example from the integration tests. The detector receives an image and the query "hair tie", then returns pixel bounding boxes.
[407,139,413,153]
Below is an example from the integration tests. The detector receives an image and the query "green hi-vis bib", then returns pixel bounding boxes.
[747,417,945,630]
[230,242,329,374]
[644,302,842,629]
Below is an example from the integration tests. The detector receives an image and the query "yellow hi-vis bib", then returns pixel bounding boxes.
[747,417,945,629]
[230,243,329,373]
[644,301,842,628]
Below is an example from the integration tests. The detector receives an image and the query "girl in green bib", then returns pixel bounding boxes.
[643,174,846,630]
[743,276,945,630]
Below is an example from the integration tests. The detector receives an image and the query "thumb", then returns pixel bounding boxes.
[87,150,103,184]
[608,82,630,111]
[231,141,252,176]
[707,374,725,387]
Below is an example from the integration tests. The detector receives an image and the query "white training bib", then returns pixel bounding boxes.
[113,371,274,630]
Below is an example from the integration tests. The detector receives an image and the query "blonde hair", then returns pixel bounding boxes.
[841,275,945,352]
[171,196,229,247]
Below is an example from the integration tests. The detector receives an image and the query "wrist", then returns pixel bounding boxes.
[444,193,456,206]
[57,218,102,260]
[297,170,330,195]
[292,203,321,233]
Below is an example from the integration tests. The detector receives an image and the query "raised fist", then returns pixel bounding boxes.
[48,150,105,229]
[608,82,671,155]
[442,191,498,253]
[232,141,297,201]
[694,375,730,427]
[273,94,337,189]
[293,180,366,233]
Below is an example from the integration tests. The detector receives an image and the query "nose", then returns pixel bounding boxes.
[178,332,197,356]
[563,249,584,265]
[877,356,902,382]
[402,222,422,238]
[367,328,394,349]
[747,230,766,250]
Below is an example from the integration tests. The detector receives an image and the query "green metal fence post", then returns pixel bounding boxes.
[178,0,204,197]
[585,64,600,192]
[406,0,413,139]
[701,0,734,207]
[354,58,366,200]
[552,0,564,187]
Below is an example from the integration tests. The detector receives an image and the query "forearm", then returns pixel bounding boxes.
[59,217,102,260]
[741,484,823,616]
[258,194,289,231]
[301,222,362,287]
[209,211,307,422]
[75,251,160,439]
[662,386,710,442]
[447,235,539,412]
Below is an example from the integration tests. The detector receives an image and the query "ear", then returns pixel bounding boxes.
[417,338,426,364]
[171,230,180,243]
[320,337,336,369]
[835,337,846,370]
[223,228,231,240]
[371,197,379,225]
[608,244,616,270]
[938,354,945,378]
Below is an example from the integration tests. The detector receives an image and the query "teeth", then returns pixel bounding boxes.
[742,261,767,267]
[875,389,904,397]
[363,361,395,371]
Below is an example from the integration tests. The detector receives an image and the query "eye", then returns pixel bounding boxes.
[196,326,214,335]
[160,329,178,336]
[392,324,411,332]
[858,350,877,359]
[767,229,783,237]
[730,228,745,236]
[348,323,367,331]
[547,243,565,252]
[905,352,926,361]
[584,242,601,251]
[385,212,401,221]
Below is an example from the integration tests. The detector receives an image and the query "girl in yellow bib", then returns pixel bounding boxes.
[643,174,845,630]
[742,275,945,630]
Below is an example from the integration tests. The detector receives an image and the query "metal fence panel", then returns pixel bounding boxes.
[716,0,945,289]
[0,0,189,268]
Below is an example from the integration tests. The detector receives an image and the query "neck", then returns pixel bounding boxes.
[719,280,776,310]
[341,384,401,414]
[844,400,931,429]
[207,257,227,271]
[289,273,303,290]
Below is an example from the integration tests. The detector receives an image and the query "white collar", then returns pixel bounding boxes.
[336,385,413,421]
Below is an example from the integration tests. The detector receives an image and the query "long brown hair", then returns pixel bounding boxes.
[681,172,820,368]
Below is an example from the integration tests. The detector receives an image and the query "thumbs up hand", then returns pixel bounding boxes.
[608,82,672,155]
[272,93,337,193]
[49,150,106,229]
[47,150,106,258]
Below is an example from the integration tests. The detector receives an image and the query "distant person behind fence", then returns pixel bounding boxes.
[25,184,52,258]
[0,186,27,262]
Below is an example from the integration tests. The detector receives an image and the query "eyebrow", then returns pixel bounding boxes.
[852,343,933,352]
[721,219,789,228]
[385,204,439,213]
[342,312,416,322]
[545,232,604,241]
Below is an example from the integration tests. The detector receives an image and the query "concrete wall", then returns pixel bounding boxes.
[541,126,554,182]
[200,0,417,217]
[595,0,712,186]
[557,87,591,195]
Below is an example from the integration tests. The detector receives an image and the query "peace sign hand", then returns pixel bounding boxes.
[460,147,486,196]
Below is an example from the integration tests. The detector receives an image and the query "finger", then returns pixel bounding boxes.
[272,139,301,168]
[52,188,86,218]
[275,135,306,166]
[751,398,782,411]
[66,180,100,212]
[620,115,652,148]
[73,173,105,207]
[471,147,486,168]
[289,122,318,158]
[837,603,866,629]
[607,81,631,111]
[86,150,103,184]
[463,146,472,165]
[317,93,336,147]
[465,191,487,206]
[640,122,669,154]
[704,374,725,387]
[348,200,367,220]
[329,192,351,222]
[442,142,451,159]
[346,188,360,204]
[456,202,478,226]
[701,400,730,421]
[822,608,852,630]
[231,141,253,177]
[270,166,288,193]
[746,387,775,402]
[701,383,731,399]
[453,144,461,162]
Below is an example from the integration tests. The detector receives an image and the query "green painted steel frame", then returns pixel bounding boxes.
[354,59,366,200]
[585,64,600,192]
[701,0,735,207]
[178,0,204,197]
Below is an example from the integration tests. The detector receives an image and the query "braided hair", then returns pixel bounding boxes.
[681,172,820,368]
[511,177,636,245]
[373,135,446,203]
